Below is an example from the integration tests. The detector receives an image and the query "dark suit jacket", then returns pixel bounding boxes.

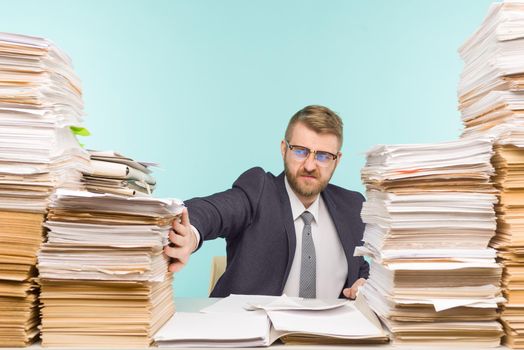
[186,167,369,297]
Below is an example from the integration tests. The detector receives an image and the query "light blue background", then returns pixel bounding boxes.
[0,0,495,296]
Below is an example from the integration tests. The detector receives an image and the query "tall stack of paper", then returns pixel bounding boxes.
[0,32,89,346]
[458,1,524,138]
[488,144,524,348]
[358,137,504,346]
[84,150,157,196]
[38,189,183,348]
[459,2,524,347]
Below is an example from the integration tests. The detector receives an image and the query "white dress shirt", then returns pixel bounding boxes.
[282,177,348,298]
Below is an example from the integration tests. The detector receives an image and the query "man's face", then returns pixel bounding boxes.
[281,122,341,201]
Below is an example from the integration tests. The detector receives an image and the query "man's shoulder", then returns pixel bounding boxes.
[230,167,281,210]
[231,167,280,195]
[234,166,277,183]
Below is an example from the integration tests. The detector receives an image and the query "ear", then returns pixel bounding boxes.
[280,139,287,159]
[334,152,342,169]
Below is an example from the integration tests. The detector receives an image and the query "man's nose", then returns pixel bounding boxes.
[303,152,317,172]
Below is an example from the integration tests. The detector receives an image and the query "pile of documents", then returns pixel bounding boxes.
[458,2,524,347]
[0,32,90,210]
[358,137,504,346]
[0,212,43,347]
[38,189,183,348]
[154,294,388,347]
[458,1,524,138]
[0,32,89,346]
[84,150,157,196]
[488,144,524,348]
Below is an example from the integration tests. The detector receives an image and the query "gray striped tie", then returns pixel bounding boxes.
[299,211,316,298]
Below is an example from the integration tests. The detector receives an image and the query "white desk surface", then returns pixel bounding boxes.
[20,297,508,350]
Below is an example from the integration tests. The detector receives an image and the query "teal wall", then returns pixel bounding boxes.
[0,0,495,296]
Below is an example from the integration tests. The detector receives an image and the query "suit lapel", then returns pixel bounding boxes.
[275,172,296,292]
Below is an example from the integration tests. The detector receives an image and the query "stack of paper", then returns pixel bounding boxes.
[359,138,504,346]
[38,189,183,348]
[154,294,388,347]
[460,91,524,139]
[0,32,89,346]
[84,150,157,196]
[0,212,43,346]
[361,138,498,250]
[0,32,90,210]
[458,1,524,138]
[458,1,524,113]
[458,2,524,347]
[489,144,524,348]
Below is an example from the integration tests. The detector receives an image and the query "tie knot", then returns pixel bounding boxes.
[300,211,314,225]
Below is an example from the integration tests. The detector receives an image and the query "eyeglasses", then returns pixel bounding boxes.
[285,140,338,167]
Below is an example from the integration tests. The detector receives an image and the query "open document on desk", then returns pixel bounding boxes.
[153,294,388,347]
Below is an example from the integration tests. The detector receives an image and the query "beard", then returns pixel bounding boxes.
[284,160,333,199]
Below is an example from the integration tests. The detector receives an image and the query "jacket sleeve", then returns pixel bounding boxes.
[185,167,266,251]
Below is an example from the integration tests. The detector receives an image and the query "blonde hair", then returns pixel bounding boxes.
[285,105,343,147]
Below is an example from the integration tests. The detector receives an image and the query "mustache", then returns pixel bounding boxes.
[298,169,319,178]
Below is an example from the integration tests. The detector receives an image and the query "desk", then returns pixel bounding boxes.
[22,298,507,350]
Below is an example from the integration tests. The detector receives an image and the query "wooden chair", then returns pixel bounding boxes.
[208,256,227,295]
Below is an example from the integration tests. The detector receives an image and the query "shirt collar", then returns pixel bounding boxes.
[284,175,320,224]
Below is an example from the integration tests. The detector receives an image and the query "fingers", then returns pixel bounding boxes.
[343,286,358,299]
[343,279,367,300]
[355,278,366,288]
[172,220,190,237]
[168,260,185,273]
[172,210,191,237]
[164,230,193,273]
[165,208,193,274]
[349,286,358,299]
[350,279,366,299]
[180,208,190,226]
[168,230,185,246]
[164,245,189,262]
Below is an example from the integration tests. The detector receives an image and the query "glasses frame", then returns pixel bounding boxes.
[285,140,339,164]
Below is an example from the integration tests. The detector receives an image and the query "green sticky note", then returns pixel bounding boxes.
[70,126,91,137]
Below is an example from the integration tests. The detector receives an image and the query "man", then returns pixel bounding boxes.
[164,105,368,299]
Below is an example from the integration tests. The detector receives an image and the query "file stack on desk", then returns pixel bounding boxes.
[38,189,183,348]
[0,32,89,346]
[458,2,524,347]
[358,137,504,346]
[84,150,157,197]
[488,144,524,348]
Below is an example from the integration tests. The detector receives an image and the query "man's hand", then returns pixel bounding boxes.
[342,278,366,299]
[164,208,197,273]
